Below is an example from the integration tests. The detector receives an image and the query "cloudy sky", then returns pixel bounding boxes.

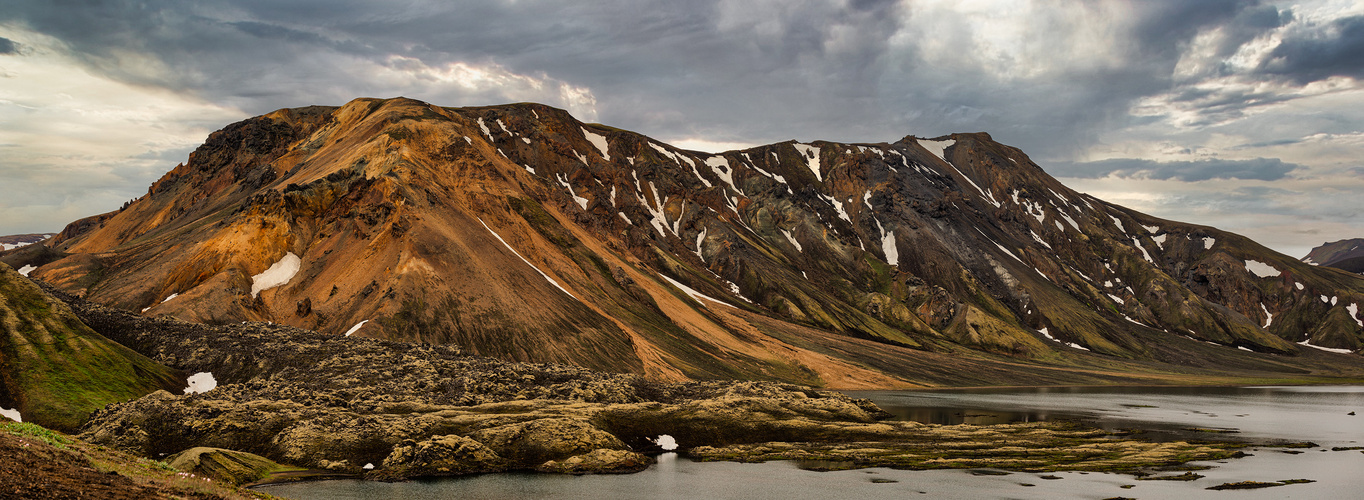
[2,0,1362,257]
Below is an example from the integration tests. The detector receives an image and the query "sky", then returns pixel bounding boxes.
[1,0,1362,258]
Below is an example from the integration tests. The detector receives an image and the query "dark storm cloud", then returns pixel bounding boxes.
[1048,157,1300,181]
[1260,14,1364,83]
[0,0,1330,159]
[0,37,19,54]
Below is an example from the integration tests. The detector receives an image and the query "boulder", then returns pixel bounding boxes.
[468,418,627,465]
[166,447,284,486]
[536,448,652,474]
[376,434,507,479]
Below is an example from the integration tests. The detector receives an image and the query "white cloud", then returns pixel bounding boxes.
[0,26,244,234]
[369,55,598,122]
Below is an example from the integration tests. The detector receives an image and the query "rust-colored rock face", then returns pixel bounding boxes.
[22,97,1363,387]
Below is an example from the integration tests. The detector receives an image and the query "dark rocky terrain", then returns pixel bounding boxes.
[40,285,1249,481]
[1304,239,1364,274]
[6,97,1362,388]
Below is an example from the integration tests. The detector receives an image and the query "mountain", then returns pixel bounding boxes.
[0,262,185,431]
[0,233,55,251]
[1303,239,1364,274]
[16,97,1363,387]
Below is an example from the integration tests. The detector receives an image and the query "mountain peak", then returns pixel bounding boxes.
[8,98,1361,387]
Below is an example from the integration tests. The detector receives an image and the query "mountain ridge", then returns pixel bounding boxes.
[7,96,1361,387]
[1304,238,1364,274]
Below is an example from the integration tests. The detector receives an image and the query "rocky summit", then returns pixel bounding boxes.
[7,97,1363,387]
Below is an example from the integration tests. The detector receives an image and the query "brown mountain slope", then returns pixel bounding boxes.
[20,97,1364,387]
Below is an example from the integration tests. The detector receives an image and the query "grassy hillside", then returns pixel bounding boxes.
[0,263,185,431]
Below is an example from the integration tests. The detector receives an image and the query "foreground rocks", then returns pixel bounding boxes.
[53,286,1249,481]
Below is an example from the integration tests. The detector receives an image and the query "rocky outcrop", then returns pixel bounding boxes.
[379,435,507,478]
[165,447,286,486]
[536,449,651,475]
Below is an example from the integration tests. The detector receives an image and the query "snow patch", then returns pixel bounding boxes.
[1057,210,1080,232]
[1109,215,1126,234]
[1141,224,1159,233]
[1202,237,1215,250]
[655,435,678,451]
[1260,303,1274,328]
[780,228,802,252]
[0,407,20,422]
[694,227,707,260]
[524,165,535,175]
[363,463,375,470]
[918,139,953,163]
[704,156,736,193]
[1132,237,1154,263]
[161,293,178,303]
[1244,259,1280,278]
[556,174,589,210]
[793,144,822,182]
[345,320,368,337]
[824,195,852,224]
[1151,234,1166,250]
[479,218,577,299]
[477,118,494,142]
[1107,293,1125,305]
[659,273,731,308]
[1297,340,1354,354]
[582,127,610,161]
[1348,303,1362,327]
[1321,295,1330,303]
[1030,231,1051,249]
[250,252,301,298]
[184,372,217,394]
[16,265,35,276]
[1295,282,1304,291]
[1038,327,1089,350]
[876,219,898,266]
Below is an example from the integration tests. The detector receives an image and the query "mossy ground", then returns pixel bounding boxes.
[687,421,1249,474]
[0,420,276,499]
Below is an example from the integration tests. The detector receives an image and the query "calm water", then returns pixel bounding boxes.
[257,386,1364,500]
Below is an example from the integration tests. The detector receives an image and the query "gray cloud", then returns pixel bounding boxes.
[3,0,1364,255]
[0,0,1279,160]
[1048,157,1301,181]
[0,36,18,54]
[1260,15,1364,83]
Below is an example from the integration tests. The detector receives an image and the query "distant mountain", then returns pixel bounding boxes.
[13,97,1362,387]
[0,262,184,431]
[0,233,55,251]
[1303,239,1364,274]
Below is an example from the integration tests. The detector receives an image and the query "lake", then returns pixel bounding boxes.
[257,385,1364,499]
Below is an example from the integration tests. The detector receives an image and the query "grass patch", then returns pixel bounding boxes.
[3,421,72,449]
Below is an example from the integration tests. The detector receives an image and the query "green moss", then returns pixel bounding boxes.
[3,421,72,449]
[2,267,183,431]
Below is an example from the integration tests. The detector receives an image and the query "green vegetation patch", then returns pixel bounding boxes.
[3,421,72,449]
